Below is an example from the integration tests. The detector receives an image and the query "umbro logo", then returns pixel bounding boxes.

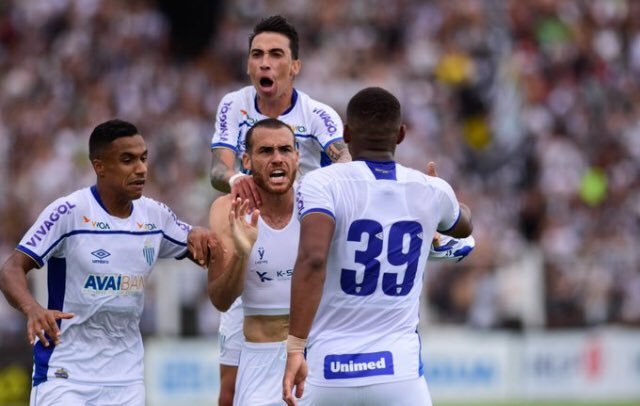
[91,249,111,264]
[91,249,111,259]
[256,271,272,282]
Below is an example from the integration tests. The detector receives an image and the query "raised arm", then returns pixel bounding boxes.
[207,196,258,311]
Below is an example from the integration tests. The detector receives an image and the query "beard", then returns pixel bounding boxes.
[252,168,296,195]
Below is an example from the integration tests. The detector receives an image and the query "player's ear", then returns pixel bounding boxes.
[396,124,406,145]
[343,125,351,144]
[291,59,301,77]
[242,153,251,171]
[92,159,105,177]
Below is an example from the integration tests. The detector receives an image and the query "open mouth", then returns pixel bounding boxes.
[270,170,285,179]
[259,77,274,87]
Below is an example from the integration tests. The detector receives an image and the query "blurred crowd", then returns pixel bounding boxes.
[1,0,639,341]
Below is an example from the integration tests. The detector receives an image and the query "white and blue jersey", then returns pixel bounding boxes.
[17,186,191,387]
[210,86,343,177]
[296,160,461,387]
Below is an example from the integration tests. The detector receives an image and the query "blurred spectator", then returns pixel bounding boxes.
[1,0,640,345]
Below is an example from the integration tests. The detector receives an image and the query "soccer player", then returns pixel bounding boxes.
[0,119,216,406]
[208,118,300,405]
[282,87,474,406]
[208,15,349,406]
[209,14,350,207]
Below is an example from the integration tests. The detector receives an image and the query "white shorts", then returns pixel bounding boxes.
[219,299,244,366]
[30,379,144,406]
[234,341,286,406]
[299,376,432,406]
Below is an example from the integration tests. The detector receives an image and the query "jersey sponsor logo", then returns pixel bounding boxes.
[257,246,265,260]
[218,101,234,142]
[312,108,338,135]
[256,271,272,282]
[276,269,293,280]
[287,123,307,134]
[82,273,145,295]
[82,216,111,230]
[324,351,394,379]
[24,201,77,248]
[240,109,258,126]
[137,222,157,231]
[295,188,304,215]
[91,249,111,264]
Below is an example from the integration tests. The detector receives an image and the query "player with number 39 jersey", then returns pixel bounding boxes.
[296,161,460,388]
[283,87,473,406]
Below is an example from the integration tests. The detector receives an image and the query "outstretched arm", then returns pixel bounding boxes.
[185,226,217,267]
[0,252,74,346]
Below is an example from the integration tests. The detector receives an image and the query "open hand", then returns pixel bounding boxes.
[229,197,259,256]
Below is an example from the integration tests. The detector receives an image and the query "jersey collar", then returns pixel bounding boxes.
[254,88,298,116]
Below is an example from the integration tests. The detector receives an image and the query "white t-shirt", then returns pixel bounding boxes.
[17,186,191,386]
[296,160,461,387]
[210,86,344,177]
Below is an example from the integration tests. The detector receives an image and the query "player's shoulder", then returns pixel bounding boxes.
[220,86,255,105]
[210,193,233,212]
[138,196,191,231]
[45,186,92,213]
[395,163,427,182]
[302,161,356,184]
[136,195,176,217]
[296,89,340,116]
[396,163,454,194]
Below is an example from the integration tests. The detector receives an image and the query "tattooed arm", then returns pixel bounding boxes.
[325,140,351,163]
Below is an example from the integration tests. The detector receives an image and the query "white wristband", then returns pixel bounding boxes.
[228,173,245,187]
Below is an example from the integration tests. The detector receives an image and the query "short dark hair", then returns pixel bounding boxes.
[89,119,139,160]
[346,87,402,135]
[245,118,295,152]
[249,15,299,59]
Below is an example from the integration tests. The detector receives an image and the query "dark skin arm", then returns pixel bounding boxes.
[283,213,335,405]
[185,226,218,267]
[0,251,74,346]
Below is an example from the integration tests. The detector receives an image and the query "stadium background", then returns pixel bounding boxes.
[0,0,639,404]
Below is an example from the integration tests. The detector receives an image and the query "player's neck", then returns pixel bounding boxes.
[95,185,133,218]
[353,150,395,162]
[258,190,294,230]
[256,89,294,118]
